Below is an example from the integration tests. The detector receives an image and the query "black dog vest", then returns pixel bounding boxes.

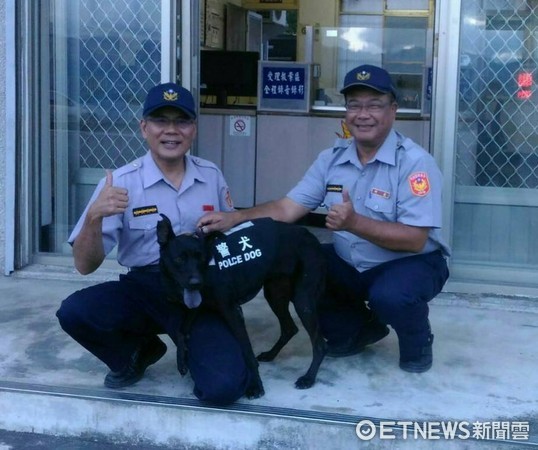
[204,218,279,303]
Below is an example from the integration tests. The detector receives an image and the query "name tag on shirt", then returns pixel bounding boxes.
[326,184,343,193]
[132,205,158,217]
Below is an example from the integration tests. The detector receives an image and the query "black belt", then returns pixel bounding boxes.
[129,265,160,273]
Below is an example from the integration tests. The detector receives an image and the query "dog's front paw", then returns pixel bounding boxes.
[176,348,189,376]
[177,362,189,376]
[295,375,315,390]
[245,382,265,399]
[256,350,277,362]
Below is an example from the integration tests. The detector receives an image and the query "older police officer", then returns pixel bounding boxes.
[199,65,450,373]
[56,83,248,404]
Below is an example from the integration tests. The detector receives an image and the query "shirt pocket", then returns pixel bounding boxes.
[128,215,159,234]
[363,196,395,220]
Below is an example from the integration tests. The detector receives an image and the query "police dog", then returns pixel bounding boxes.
[157,214,327,399]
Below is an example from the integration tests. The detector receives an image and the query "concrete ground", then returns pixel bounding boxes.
[0,428,174,449]
[0,266,537,449]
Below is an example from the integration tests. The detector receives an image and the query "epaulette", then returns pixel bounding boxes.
[113,157,144,178]
[190,155,219,171]
[394,131,410,149]
[332,137,352,153]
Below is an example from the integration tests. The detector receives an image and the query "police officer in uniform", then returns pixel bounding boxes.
[56,83,249,404]
[199,65,450,373]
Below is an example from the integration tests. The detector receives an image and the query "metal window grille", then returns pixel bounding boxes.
[77,0,161,168]
[457,0,538,188]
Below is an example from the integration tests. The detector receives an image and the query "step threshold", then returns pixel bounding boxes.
[1,380,534,449]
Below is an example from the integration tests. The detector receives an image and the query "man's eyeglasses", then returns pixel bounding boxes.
[344,101,393,114]
[145,117,195,128]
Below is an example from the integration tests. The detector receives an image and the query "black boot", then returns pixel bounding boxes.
[104,336,167,388]
[398,330,434,373]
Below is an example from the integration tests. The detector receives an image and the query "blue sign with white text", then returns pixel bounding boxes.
[261,66,306,100]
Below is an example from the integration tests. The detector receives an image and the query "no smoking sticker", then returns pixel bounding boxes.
[229,115,251,137]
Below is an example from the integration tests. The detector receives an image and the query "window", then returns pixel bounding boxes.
[311,0,433,114]
[36,0,164,256]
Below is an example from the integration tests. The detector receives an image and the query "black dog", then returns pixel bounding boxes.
[157,214,327,399]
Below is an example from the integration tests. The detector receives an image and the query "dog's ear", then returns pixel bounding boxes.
[157,213,175,246]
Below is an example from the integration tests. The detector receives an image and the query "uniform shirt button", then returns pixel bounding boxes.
[374,205,379,210]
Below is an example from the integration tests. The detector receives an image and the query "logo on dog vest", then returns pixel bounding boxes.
[216,235,263,270]
[239,236,253,251]
[212,220,273,272]
[215,242,231,258]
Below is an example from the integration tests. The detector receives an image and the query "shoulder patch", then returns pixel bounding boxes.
[225,188,234,209]
[409,172,430,197]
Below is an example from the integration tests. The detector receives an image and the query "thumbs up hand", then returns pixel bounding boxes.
[325,189,356,231]
[104,170,114,187]
[88,170,129,220]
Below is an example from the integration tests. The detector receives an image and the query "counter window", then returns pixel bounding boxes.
[311,1,433,115]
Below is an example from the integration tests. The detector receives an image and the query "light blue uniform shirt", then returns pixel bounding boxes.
[69,152,234,268]
[287,129,451,272]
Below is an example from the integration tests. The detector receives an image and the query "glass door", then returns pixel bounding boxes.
[24,0,181,265]
[452,0,538,285]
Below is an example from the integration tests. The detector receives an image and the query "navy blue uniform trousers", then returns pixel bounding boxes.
[319,245,449,358]
[56,271,249,405]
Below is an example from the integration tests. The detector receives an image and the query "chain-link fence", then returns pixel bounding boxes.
[77,0,161,168]
[457,0,538,188]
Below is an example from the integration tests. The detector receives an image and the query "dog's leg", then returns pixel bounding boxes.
[218,304,265,399]
[176,329,188,376]
[290,238,328,389]
[176,308,200,376]
[292,289,327,389]
[291,290,327,389]
[257,278,299,362]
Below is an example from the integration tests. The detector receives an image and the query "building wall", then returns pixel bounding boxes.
[1,0,536,293]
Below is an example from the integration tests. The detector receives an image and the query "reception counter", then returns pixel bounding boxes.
[198,108,430,207]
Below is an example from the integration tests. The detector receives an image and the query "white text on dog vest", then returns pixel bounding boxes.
[217,246,262,270]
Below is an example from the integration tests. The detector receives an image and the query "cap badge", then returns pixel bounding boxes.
[356,71,371,81]
[163,89,178,101]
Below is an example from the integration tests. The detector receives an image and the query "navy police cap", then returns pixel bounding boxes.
[143,82,196,119]
[340,64,397,98]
